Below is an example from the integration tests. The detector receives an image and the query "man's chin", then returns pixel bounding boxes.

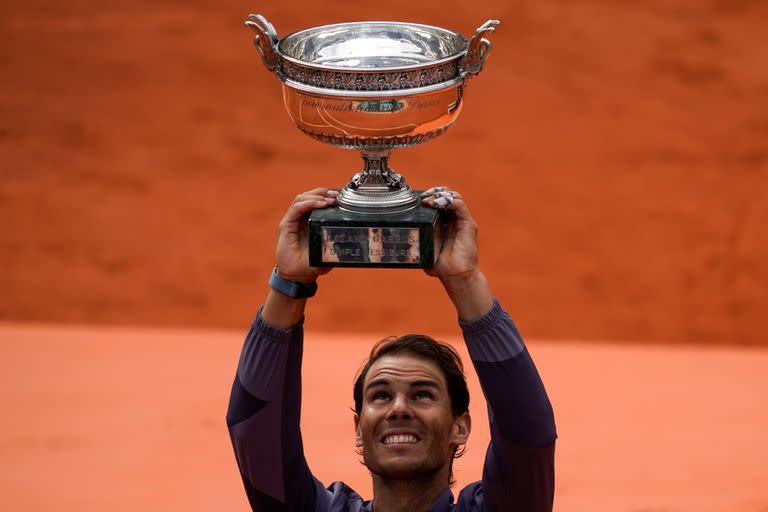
[364,455,440,481]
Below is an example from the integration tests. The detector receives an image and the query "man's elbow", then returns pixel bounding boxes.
[226,376,269,428]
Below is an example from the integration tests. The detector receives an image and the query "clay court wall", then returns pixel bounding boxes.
[2,1,766,345]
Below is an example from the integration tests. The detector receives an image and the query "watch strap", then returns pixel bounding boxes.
[269,266,318,299]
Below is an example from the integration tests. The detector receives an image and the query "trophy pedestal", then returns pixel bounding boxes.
[308,196,440,268]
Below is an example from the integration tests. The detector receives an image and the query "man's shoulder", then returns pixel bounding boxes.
[323,481,371,511]
[454,481,485,510]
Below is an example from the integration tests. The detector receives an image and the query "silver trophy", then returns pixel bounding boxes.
[245,15,499,268]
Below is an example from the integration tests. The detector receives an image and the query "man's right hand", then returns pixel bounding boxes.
[263,188,338,329]
[275,187,339,284]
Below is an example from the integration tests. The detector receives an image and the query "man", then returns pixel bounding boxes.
[227,187,557,511]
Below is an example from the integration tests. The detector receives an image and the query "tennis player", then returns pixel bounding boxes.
[227,187,556,511]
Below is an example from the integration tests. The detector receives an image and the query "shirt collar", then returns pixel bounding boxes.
[366,488,454,512]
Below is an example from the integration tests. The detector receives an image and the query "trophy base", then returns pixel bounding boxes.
[308,195,440,269]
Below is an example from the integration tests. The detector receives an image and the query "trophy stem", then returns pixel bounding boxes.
[351,151,403,190]
[336,151,419,213]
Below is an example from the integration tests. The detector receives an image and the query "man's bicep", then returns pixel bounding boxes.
[476,352,557,445]
[228,375,328,511]
[227,315,327,511]
[481,439,556,512]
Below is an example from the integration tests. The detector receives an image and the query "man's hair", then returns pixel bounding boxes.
[352,334,470,484]
[353,334,470,417]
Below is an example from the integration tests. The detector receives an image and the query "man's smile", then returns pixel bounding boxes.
[381,432,422,446]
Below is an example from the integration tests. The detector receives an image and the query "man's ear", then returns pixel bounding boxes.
[452,412,471,446]
[354,413,363,448]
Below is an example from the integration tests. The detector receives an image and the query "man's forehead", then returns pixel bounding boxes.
[364,353,447,388]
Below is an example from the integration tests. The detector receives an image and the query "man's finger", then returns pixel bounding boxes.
[421,187,463,203]
[293,194,336,206]
[422,190,463,207]
[423,194,474,222]
[420,186,449,198]
[430,195,454,209]
[293,188,339,204]
[293,197,336,214]
[281,197,336,226]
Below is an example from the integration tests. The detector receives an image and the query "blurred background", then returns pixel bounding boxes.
[1,0,767,511]
[3,0,767,344]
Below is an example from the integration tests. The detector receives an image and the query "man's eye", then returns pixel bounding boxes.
[415,391,433,400]
[373,392,390,401]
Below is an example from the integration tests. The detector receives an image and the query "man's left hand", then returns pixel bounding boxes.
[421,187,479,280]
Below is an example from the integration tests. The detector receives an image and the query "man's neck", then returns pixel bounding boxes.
[371,472,449,512]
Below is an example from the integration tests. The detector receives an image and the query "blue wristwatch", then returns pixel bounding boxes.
[269,266,318,299]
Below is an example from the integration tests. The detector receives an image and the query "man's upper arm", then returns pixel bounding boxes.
[461,300,557,511]
[226,310,326,511]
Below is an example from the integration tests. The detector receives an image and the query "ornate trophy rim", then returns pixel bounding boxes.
[277,20,470,73]
[246,15,499,93]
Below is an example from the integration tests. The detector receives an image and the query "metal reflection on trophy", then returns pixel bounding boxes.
[245,14,500,268]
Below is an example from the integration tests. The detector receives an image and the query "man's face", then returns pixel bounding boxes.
[354,353,470,481]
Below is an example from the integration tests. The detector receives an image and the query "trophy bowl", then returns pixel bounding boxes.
[245,15,500,267]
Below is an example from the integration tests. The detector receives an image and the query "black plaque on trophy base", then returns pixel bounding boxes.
[308,198,440,269]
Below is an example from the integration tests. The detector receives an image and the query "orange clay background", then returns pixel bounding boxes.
[1,1,768,511]
[2,0,766,345]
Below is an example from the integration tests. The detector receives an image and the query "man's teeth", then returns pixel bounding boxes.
[383,434,419,445]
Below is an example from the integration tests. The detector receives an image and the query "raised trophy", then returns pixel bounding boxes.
[245,14,500,268]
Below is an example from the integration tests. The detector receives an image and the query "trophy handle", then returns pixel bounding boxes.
[245,14,281,72]
[461,20,500,76]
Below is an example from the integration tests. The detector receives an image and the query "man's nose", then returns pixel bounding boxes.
[387,394,413,419]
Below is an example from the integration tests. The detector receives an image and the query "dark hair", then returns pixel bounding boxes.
[353,334,470,417]
[352,334,470,484]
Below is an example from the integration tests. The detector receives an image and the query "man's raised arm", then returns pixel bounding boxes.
[226,189,338,511]
[422,187,557,512]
